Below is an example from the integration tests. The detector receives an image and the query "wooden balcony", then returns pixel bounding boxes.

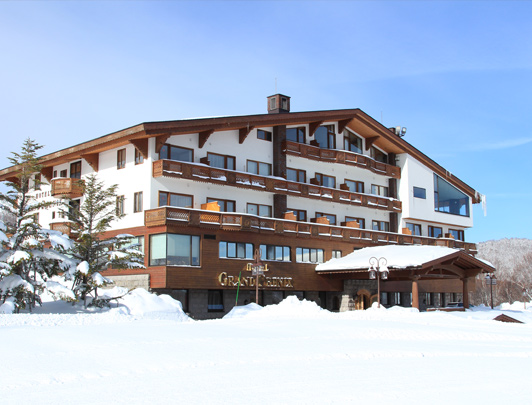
[153,160,402,213]
[144,206,477,254]
[50,221,76,238]
[51,178,84,198]
[284,141,401,179]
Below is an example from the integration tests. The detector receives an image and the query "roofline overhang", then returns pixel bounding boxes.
[0,108,482,201]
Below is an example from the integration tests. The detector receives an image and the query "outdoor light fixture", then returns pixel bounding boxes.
[485,273,496,309]
[369,257,389,308]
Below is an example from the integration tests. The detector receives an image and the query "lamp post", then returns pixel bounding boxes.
[369,257,389,308]
[485,273,496,309]
[246,249,268,305]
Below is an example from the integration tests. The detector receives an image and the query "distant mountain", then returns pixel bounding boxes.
[477,238,532,278]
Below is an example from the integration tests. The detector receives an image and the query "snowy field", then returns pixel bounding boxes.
[2,291,532,404]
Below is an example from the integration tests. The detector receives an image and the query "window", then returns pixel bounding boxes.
[426,293,434,306]
[315,173,336,188]
[287,168,306,183]
[207,198,235,212]
[116,195,125,216]
[288,208,307,222]
[344,180,364,193]
[247,160,272,176]
[296,247,324,263]
[60,169,67,178]
[286,127,306,143]
[428,226,443,238]
[406,222,422,236]
[208,290,224,312]
[394,292,401,305]
[208,152,235,170]
[117,149,126,170]
[413,187,426,199]
[381,292,389,306]
[135,149,144,165]
[130,236,145,254]
[449,229,465,241]
[372,221,390,232]
[134,192,143,213]
[247,203,272,217]
[345,217,365,229]
[332,250,342,259]
[434,174,470,217]
[371,184,389,197]
[260,245,291,262]
[440,293,446,307]
[159,192,193,208]
[219,241,254,259]
[370,146,388,163]
[315,212,336,225]
[343,130,363,153]
[314,125,336,149]
[160,144,193,162]
[149,233,200,266]
[53,170,57,178]
[70,161,82,179]
[270,97,276,110]
[33,174,41,191]
[257,130,272,141]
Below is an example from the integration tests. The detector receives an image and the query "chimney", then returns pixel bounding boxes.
[267,94,290,114]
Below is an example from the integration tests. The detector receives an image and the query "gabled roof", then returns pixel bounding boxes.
[316,245,495,280]
[0,107,481,202]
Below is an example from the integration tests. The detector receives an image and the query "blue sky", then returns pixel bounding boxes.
[1,1,531,243]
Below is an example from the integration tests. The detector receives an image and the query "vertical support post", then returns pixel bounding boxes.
[412,276,420,310]
[462,277,470,309]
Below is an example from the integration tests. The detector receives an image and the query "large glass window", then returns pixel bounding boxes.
[343,130,363,153]
[160,144,193,162]
[70,161,82,179]
[371,184,389,197]
[149,233,200,266]
[159,192,193,208]
[434,174,470,216]
[286,127,306,143]
[314,125,336,149]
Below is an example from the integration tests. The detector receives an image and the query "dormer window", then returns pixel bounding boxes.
[270,97,276,110]
[370,146,387,164]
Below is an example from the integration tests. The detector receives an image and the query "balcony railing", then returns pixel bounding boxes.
[153,160,402,213]
[50,221,76,238]
[144,206,477,254]
[284,141,401,179]
[51,178,84,198]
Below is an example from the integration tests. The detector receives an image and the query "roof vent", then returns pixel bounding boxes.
[267,94,290,114]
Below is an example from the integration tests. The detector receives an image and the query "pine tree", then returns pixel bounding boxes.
[0,139,73,313]
[60,174,144,306]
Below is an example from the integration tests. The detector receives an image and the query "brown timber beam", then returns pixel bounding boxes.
[308,121,323,137]
[365,136,380,151]
[81,153,99,172]
[199,129,215,148]
[239,126,254,144]
[40,166,54,182]
[155,134,171,154]
[129,138,149,159]
[337,118,352,134]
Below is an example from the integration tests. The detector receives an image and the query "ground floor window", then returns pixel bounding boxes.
[149,233,200,266]
[332,250,342,259]
[219,241,253,259]
[381,292,389,306]
[260,245,290,261]
[208,290,224,312]
[296,247,324,263]
[393,292,401,305]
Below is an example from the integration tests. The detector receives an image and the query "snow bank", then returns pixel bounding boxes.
[223,302,263,319]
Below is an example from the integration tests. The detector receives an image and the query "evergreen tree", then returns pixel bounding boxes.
[0,139,73,312]
[60,174,144,306]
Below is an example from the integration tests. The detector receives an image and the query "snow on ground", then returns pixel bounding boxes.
[2,294,532,404]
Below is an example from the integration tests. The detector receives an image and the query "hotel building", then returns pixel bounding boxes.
[0,94,492,318]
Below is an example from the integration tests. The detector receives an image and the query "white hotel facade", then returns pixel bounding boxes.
[0,94,490,319]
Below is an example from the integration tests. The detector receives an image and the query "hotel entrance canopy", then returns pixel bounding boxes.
[316,245,495,309]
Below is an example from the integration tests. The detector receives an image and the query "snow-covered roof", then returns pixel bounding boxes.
[316,245,475,272]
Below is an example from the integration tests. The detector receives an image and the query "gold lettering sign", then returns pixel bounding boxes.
[217,272,293,288]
